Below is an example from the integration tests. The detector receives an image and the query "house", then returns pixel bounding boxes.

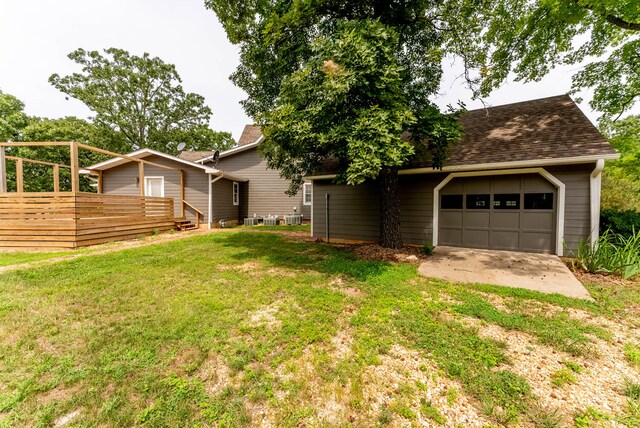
[86,125,311,228]
[85,149,248,229]
[306,95,619,256]
[184,125,312,221]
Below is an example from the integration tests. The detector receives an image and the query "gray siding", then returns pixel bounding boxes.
[102,155,210,224]
[312,164,596,254]
[547,163,594,253]
[212,178,240,223]
[215,148,311,220]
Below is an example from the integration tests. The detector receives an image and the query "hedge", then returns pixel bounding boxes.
[600,209,640,237]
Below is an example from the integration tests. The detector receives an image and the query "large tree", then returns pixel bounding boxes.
[0,90,29,142]
[449,0,639,120]
[207,1,463,248]
[50,48,234,155]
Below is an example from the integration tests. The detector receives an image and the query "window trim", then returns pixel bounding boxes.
[524,192,554,210]
[232,181,239,206]
[440,194,463,210]
[466,194,491,210]
[493,193,521,210]
[303,183,312,206]
[144,176,165,198]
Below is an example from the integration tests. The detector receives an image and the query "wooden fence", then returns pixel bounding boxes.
[0,193,175,250]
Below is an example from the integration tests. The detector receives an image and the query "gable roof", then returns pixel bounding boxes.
[238,125,262,146]
[196,126,264,163]
[422,94,617,168]
[84,148,248,182]
[178,150,215,162]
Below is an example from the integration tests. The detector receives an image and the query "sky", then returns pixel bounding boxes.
[1,0,636,142]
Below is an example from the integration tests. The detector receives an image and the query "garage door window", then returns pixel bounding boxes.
[441,194,463,209]
[524,193,553,209]
[466,194,490,209]
[493,194,520,209]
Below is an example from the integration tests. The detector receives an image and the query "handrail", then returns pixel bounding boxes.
[182,200,202,228]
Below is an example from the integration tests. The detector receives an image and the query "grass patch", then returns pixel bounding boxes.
[420,399,446,424]
[551,368,578,387]
[625,343,640,365]
[0,250,75,267]
[0,231,626,426]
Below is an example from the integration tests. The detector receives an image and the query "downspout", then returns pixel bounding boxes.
[325,193,330,242]
[209,174,224,230]
[590,159,605,246]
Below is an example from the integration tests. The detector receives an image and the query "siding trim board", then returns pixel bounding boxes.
[432,168,566,256]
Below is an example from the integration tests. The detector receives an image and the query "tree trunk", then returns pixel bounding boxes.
[378,167,403,248]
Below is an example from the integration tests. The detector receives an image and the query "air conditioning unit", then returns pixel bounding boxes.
[285,215,302,225]
[244,218,259,226]
[264,216,279,226]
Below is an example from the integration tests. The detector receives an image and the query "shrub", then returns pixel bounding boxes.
[601,209,640,238]
[576,229,640,279]
[423,244,434,256]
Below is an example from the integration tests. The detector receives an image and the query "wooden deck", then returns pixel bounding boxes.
[0,193,176,250]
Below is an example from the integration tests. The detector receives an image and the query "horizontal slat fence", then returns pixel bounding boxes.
[0,193,175,250]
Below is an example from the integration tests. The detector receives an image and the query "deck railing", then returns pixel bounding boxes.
[0,193,175,250]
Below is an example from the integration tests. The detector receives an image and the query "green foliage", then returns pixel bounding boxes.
[50,48,234,154]
[624,343,640,366]
[601,209,640,237]
[625,380,640,400]
[0,89,30,141]
[420,399,446,424]
[423,244,435,257]
[601,174,640,212]
[451,0,640,119]
[206,2,463,192]
[562,360,583,374]
[600,116,640,210]
[576,229,640,279]
[574,407,607,427]
[550,368,577,387]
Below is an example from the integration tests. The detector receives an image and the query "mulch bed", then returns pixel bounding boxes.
[342,243,427,263]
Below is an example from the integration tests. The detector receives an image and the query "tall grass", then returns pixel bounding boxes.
[576,229,640,279]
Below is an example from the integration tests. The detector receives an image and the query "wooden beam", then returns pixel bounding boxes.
[75,143,180,172]
[138,161,145,196]
[5,156,71,169]
[0,142,72,147]
[16,158,24,193]
[70,142,79,193]
[53,165,60,193]
[97,171,103,194]
[0,146,6,193]
[180,169,185,218]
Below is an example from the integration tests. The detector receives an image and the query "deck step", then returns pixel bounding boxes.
[175,219,198,231]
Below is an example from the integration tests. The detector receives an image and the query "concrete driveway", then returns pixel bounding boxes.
[418,246,592,300]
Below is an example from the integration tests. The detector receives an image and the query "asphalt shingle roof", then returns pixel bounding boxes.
[178,151,215,162]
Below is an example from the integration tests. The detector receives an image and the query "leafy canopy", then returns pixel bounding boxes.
[50,48,234,154]
[452,0,640,119]
[207,1,463,192]
[0,90,29,142]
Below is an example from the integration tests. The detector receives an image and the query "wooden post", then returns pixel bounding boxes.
[97,170,103,194]
[138,161,145,196]
[16,158,24,193]
[0,146,6,193]
[180,169,185,218]
[53,165,60,193]
[70,142,79,193]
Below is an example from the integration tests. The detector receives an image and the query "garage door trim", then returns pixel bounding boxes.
[433,168,566,255]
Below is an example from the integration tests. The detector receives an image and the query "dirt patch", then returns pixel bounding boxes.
[329,277,364,298]
[54,409,81,427]
[345,243,426,263]
[197,354,235,395]
[473,321,640,424]
[361,344,491,427]
[248,302,282,329]
[218,261,263,274]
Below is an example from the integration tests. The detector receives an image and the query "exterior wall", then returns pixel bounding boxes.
[102,154,210,224]
[214,148,311,220]
[311,163,596,254]
[546,163,594,253]
[211,178,240,225]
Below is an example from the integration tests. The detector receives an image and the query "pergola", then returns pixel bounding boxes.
[0,142,183,250]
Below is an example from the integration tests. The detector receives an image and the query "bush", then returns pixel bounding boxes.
[423,244,435,256]
[601,209,640,238]
[576,229,640,279]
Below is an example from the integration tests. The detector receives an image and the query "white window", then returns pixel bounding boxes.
[303,182,312,205]
[144,177,164,197]
[232,181,239,205]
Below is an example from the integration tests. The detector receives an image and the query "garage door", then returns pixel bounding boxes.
[438,174,556,253]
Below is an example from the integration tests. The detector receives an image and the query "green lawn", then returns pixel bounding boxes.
[0,231,638,427]
[0,250,75,268]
